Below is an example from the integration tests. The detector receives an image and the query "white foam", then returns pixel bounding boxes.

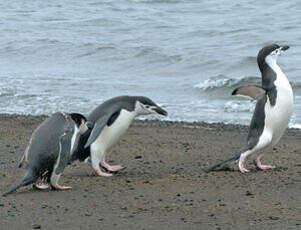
[224,100,255,113]
[194,78,232,90]
[289,123,301,129]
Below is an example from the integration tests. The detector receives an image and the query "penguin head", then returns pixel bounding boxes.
[69,113,89,134]
[257,44,289,71]
[134,96,168,116]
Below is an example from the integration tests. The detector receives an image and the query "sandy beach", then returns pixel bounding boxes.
[0,115,301,229]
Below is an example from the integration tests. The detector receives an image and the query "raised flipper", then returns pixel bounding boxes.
[84,109,121,148]
[232,85,265,100]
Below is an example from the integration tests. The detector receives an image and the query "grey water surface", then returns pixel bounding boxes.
[1,0,301,127]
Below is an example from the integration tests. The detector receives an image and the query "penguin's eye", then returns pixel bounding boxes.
[145,105,150,109]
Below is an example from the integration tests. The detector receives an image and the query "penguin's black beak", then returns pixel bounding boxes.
[280,45,289,51]
[154,106,168,116]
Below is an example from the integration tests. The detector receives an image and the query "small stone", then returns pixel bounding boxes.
[120,214,127,218]
[135,155,142,159]
[32,224,41,229]
[246,191,254,196]
[269,216,279,220]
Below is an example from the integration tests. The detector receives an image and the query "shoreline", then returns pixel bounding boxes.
[1,113,300,132]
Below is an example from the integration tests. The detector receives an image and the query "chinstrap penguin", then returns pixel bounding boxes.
[207,44,293,173]
[72,95,168,177]
[3,112,88,196]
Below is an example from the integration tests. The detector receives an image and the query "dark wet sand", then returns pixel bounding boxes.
[0,115,301,230]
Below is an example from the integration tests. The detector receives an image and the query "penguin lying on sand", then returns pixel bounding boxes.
[3,112,89,196]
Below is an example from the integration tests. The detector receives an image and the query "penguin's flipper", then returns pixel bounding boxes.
[84,109,121,148]
[232,85,265,100]
[55,131,73,175]
[49,131,74,191]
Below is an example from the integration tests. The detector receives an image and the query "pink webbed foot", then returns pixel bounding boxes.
[51,184,72,190]
[33,184,49,190]
[100,161,125,172]
[238,155,249,173]
[94,167,113,177]
[254,158,275,170]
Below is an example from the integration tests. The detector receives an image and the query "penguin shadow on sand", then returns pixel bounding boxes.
[206,44,293,174]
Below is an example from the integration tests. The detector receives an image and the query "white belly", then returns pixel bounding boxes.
[264,85,293,146]
[91,109,135,154]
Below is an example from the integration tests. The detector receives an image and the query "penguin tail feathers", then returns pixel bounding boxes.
[204,151,242,173]
[2,171,36,197]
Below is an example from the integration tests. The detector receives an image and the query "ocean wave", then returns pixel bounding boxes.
[194,75,260,91]
[289,123,301,129]
[128,0,181,3]
[194,75,301,92]
[224,101,256,113]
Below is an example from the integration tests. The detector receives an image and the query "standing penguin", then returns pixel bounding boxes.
[207,44,293,173]
[3,112,88,196]
[73,96,167,177]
